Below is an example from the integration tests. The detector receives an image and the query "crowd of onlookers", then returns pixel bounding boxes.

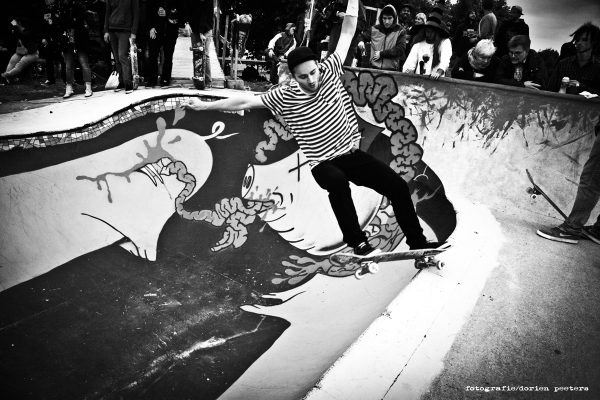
[1,0,213,97]
[292,0,600,96]
[2,0,600,99]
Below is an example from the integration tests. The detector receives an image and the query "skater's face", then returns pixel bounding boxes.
[293,60,320,93]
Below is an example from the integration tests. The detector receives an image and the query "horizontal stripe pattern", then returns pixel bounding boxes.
[261,53,360,167]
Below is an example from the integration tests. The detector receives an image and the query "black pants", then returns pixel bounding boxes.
[147,30,178,85]
[311,149,427,249]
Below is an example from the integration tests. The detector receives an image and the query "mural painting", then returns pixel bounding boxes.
[8,65,598,399]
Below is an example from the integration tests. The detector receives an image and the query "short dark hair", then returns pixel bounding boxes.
[508,35,531,50]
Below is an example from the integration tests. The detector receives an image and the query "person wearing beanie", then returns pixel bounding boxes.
[357,4,407,70]
[266,23,297,84]
[495,5,529,57]
[182,0,440,255]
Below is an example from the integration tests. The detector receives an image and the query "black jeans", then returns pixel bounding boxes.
[311,149,427,249]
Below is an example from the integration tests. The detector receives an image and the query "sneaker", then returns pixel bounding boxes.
[114,83,124,92]
[582,225,600,244]
[536,225,579,244]
[125,85,134,94]
[354,241,375,256]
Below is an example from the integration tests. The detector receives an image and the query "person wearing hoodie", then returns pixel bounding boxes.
[495,5,529,58]
[104,0,140,93]
[357,4,407,71]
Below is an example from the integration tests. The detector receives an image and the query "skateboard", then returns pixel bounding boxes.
[329,243,452,279]
[129,38,139,89]
[191,38,207,90]
[526,169,595,241]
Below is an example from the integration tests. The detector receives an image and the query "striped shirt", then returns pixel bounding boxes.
[261,52,361,167]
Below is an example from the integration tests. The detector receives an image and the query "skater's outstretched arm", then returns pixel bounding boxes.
[182,94,266,112]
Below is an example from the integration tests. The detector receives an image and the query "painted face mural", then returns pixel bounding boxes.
[0,115,214,290]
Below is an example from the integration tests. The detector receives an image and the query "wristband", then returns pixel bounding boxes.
[345,0,359,17]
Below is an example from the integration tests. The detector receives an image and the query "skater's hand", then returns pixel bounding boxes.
[104,32,110,43]
[523,81,541,90]
[181,98,208,111]
[150,28,157,40]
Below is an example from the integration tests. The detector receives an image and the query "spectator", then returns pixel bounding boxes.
[326,0,368,66]
[494,35,546,90]
[358,4,407,71]
[1,17,40,84]
[402,10,452,80]
[547,22,600,96]
[495,5,529,58]
[145,0,183,87]
[396,3,413,32]
[414,12,427,27]
[60,0,94,98]
[478,0,497,41]
[39,0,65,86]
[452,9,478,60]
[104,0,140,94]
[451,39,499,83]
[266,23,297,85]
[537,121,600,245]
[184,0,213,87]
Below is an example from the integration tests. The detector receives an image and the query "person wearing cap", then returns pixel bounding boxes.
[451,39,500,83]
[357,4,407,71]
[395,3,413,32]
[181,0,438,256]
[402,11,452,80]
[266,23,298,84]
[494,35,546,90]
[495,5,529,57]
[478,0,497,41]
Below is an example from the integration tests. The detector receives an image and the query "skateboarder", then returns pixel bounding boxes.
[537,122,600,245]
[182,0,439,256]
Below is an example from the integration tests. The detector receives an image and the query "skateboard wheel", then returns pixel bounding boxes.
[436,260,444,269]
[531,194,537,200]
[367,263,379,274]
[355,270,365,280]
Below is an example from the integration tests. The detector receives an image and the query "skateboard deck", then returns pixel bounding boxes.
[129,39,139,89]
[191,39,207,90]
[329,243,451,279]
[526,169,595,242]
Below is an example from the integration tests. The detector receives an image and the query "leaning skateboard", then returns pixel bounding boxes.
[526,169,595,241]
[129,38,139,89]
[329,243,452,279]
[190,38,207,90]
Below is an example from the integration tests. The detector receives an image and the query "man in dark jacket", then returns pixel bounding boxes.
[145,0,182,86]
[266,23,297,84]
[104,0,140,93]
[495,5,529,58]
[358,4,407,71]
[494,35,546,90]
[452,9,478,59]
[547,22,600,95]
